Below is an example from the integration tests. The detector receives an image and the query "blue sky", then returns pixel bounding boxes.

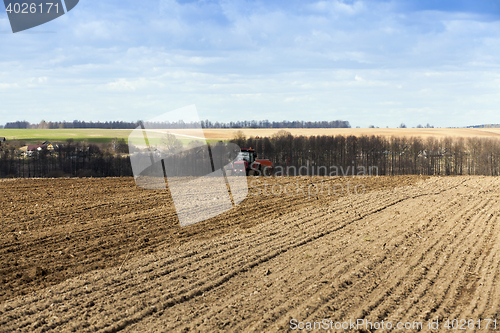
[1,0,500,127]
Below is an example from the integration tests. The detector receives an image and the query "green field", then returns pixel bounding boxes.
[0,129,221,145]
[0,129,135,144]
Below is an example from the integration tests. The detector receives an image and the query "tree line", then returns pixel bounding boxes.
[0,141,131,178]
[231,131,500,176]
[3,119,351,130]
[4,120,138,129]
[2,132,500,178]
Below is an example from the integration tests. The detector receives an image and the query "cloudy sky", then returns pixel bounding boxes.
[1,0,500,127]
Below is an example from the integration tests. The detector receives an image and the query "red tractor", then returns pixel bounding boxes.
[230,148,273,176]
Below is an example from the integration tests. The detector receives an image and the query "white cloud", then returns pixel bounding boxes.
[0,83,19,89]
[106,78,164,91]
[309,0,366,16]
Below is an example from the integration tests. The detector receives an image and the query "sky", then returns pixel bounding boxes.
[1,0,500,128]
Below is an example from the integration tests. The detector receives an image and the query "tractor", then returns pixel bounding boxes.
[229,148,273,176]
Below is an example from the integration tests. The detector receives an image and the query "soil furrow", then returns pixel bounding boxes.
[4,176,500,333]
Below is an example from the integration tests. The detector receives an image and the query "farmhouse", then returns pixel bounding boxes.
[19,144,48,157]
[41,141,57,151]
[27,145,46,152]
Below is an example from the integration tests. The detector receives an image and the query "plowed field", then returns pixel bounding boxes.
[2,176,500,332]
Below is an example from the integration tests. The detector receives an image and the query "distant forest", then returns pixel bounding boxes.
[467,124,500,128]
[231,132,500,177]
[2,119,351,130]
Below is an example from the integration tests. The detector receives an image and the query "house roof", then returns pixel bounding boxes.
[27,145,46,151]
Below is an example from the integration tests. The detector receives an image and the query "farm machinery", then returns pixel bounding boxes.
[229,148,273,176]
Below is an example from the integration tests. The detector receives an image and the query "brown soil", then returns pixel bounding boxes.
[3,176,500,332]
[0,176,419,303]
